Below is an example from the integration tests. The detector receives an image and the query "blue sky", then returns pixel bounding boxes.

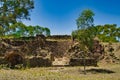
[23,0,120,35]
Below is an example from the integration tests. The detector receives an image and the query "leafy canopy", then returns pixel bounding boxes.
[0,0,34,33]
[72,9,95,51]
[76,9,94,29]
[94,24,120,42]
[0,0,51,38]
[5,22,51,38]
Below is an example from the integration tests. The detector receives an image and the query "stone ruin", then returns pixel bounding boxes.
[66,39,105,66]
[0,35,73,67]
[4,49,24,69]
[67,39,104,59]
[0,35,119,68]
[91,40,104,61]
[101,42,120,64]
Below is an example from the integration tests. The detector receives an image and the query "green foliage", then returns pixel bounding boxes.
[0,0,34,34]
[34,26,50,36]
[75,10,120,43]
[2,22,51,38]
[71,30,78,40]
[72,27,96,51]
[76,9,94,29]
[74,9,96,75]
[43,27,51,36]
[94,24,120,42]
[0,0,51,38]
[0,25,4,36]
[73,9,95,51]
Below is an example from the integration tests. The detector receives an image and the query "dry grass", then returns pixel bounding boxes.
[0,63,120,80]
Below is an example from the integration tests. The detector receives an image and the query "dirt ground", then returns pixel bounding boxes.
[0,63,120,80]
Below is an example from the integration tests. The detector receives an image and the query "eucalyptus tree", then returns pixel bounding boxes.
[72,9,95,74]
[7,22,27,38]
[0,0,34,35]
[76,9,94,29]
[75,9,95,50]
[7,23,51,38]
[34,26,50,36]
[34,25,45,35]
[95,24,120,42]
[43,27,51,36]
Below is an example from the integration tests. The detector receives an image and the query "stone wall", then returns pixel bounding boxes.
[69,58,97,66]
[46,40,73,57]
[0,35,119,67]
[25,57,52,67]
[46,35,71,40]
[0,35,73,67]
[0,57,52,67]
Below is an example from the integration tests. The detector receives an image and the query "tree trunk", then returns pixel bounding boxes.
[83,57,86,75]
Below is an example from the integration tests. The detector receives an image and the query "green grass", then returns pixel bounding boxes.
[0,63,120,80]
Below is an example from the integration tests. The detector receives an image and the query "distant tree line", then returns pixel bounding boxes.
[94,24,120,42]
[72,24,120,43]
[0,22,50,38]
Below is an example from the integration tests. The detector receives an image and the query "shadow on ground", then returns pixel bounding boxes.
[80,68,115,74]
